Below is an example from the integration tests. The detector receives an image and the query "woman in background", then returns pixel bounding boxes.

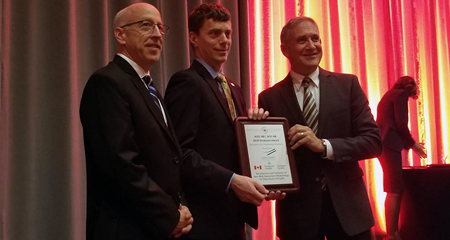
[376,76,427,240]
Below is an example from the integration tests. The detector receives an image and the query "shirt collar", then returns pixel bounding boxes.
[290,67,320,91]
[196,58,221,78]
[117,53,150,79]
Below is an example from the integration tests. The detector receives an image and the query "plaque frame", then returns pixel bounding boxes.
[234,117,300,193]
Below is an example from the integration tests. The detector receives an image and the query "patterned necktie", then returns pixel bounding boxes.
[302,77,318,133]
[216,73,237,120]
[142,75,160,108]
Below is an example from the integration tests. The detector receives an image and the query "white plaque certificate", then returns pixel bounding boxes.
[244,124,292,185]
[235,117,299,193]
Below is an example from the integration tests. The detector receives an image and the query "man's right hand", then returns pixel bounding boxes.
[170,204,193,238]
[265,190,287,201]
[230,174,268,206]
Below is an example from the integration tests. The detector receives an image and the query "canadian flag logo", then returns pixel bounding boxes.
[254,165,262,170]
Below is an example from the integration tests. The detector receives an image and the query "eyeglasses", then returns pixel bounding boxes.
[120,20,170,35]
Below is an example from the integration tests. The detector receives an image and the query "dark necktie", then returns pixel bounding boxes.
[302,77,318,133]
[142,75,160,108]
[303,77,326,189]
[216,73,237,120]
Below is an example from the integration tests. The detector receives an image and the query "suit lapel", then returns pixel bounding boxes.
[192,60,235,124]
[113,56,178,144]
[158,95,181,144]
[317,68,332,138]
[229,82,246,117]
[278,75,306,125]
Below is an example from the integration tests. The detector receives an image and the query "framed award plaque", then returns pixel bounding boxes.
[235,117,299,193]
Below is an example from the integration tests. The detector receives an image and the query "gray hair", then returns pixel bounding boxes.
[280,16,319,44]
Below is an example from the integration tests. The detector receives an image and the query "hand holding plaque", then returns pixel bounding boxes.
[235,117,300,193]
[230,174,267,206]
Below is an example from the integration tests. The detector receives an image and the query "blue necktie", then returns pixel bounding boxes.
[142,75,160,108]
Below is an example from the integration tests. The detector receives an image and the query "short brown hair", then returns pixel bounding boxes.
[188,3,231,34]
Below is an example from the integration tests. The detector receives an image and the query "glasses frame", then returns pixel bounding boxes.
[120,20,170,35]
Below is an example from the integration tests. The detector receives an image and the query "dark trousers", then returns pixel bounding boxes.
[314,189,372,240]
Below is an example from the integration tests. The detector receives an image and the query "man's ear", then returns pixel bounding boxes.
[189,32,198,48]
[114,27,126,45]
[280,43,289,58]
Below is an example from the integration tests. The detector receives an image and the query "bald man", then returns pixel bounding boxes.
[80,3,193,239]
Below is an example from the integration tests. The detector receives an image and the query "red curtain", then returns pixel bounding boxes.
[247,1,450,239]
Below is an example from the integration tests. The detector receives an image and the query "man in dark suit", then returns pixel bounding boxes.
[258,17,382,240]
[377,76,427,240]
[80,3,193,239]
[164,3,283,240]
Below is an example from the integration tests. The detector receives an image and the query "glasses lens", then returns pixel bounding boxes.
[158,25,169,34]
[122,21,169,35]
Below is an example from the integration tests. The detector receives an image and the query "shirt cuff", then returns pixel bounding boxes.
[226,173,236,192]
[322,139,335,160]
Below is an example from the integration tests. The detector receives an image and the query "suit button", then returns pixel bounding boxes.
[315,176,320,182]
[174,157,179,164]
[178,192,182,200]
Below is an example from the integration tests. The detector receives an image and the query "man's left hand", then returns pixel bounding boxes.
[247,108,269,120]
[288,124,324,152]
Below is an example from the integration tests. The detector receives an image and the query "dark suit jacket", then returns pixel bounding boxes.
[376,89,415,151]
[258,68,382,240]
[164,60,257,240]
[80,56,183,240]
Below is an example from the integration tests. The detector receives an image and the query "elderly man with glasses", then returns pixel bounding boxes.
[80,3,193,240]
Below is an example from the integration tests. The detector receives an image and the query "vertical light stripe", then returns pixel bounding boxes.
[365,1,387,232]
[296,0,302,17]
[271,1,287,85]
[103,0,109,63]
[324,3,334,72]
[338,0,352,73]
[1,0,11,239]
[400,0,415,166]
[26,0,39,238]
[271,200,277,240]
[365,158,386,232]
[269,0,275,87]
[436,0,450,163]
[416,1,434,165]
[69,0,85,239]
[401,0,411,76]
[254,0,262,106]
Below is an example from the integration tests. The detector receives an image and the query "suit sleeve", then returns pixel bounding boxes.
[394,91,415,149]
[165,72,234,192]
[258,94,268,112]
[328,76,382,162]
[80,75,179,237]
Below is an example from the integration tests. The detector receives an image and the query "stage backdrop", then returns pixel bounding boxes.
[1,0,449,240]
[247,0,450,239]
